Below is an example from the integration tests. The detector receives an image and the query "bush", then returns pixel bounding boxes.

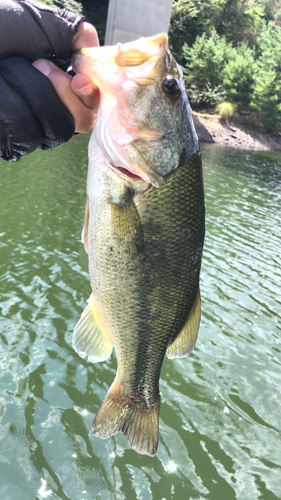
[216,102,238,121]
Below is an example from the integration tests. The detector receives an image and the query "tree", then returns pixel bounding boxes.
[250,21,281,130]
[182,33,231,106]
[222,42,256,108]
[169,0,204,63]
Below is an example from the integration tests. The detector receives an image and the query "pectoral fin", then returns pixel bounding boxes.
[111,196,144,254]
[73,294,113,363]
[167,287,201,359]
[81,196,89,254]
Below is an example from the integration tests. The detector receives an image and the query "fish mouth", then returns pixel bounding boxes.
[112,165,143,181]
[107,152,163,187]
[108,161,145,183]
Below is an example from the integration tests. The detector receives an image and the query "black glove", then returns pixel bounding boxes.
[0,1,85,162]
[0,56,75,162]
[0,1,83,62]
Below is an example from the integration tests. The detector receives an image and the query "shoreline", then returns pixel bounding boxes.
[193,111,281,153]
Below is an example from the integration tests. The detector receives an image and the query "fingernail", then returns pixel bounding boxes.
[33,60,52,76]
[78,83,92,93]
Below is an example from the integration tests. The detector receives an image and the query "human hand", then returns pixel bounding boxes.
[33,22,100,133]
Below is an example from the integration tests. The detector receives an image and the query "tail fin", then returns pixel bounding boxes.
[92,378,160,456]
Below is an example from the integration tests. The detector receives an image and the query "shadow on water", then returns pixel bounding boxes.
[0,138,280,499]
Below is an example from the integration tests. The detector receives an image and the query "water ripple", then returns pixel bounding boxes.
[0,140,280,499]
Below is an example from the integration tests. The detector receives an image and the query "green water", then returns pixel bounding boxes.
[0,136,280,500]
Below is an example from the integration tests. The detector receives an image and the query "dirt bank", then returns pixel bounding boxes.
[193,111,281,152]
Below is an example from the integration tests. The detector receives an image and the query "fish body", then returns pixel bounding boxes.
[71,34,205,456]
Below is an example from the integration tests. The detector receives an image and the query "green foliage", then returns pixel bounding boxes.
[183,33,232,106]
[169,0,204,64]
[182,32,257,108]
[170,0,281,130]
[250,21,281,130]
[169,0,269,56]
[214,0,264,43]
[222,42,256,107]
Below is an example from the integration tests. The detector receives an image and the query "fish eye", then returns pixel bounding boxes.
[162,76,180,96]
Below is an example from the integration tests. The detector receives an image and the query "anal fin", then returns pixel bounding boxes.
[73,294,113,363]
[167,287,201,359]
[92,376,160,456]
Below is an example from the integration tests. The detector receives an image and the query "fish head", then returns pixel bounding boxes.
[71,33,198,189]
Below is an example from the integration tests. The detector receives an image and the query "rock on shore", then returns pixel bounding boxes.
[193,112,281,152]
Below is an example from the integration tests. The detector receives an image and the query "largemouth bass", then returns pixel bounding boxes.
[71,33,205,456]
